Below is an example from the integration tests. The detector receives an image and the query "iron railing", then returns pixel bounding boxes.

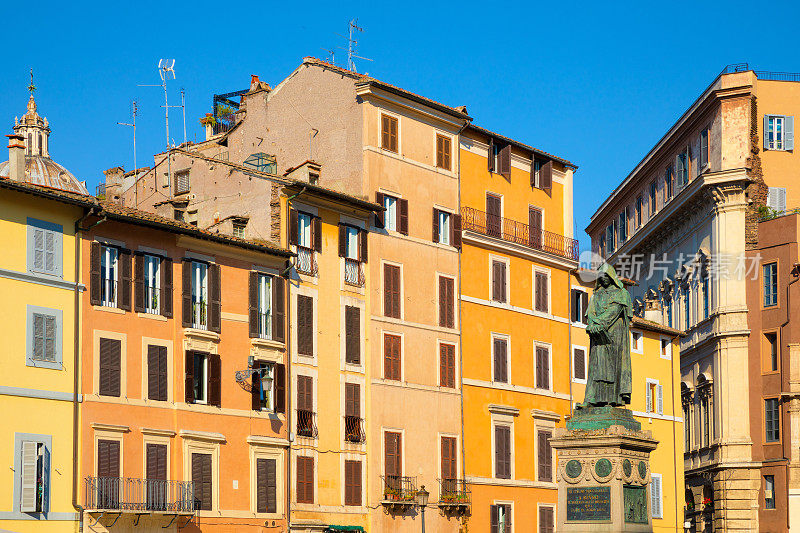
[296,247,317,276]
[144,285,161,314]
[461,206,579,261]
[84,477,195,512]
[191,301,208,329]
[759,207,800,222]
[101,279,117,308]
[344,258,365,287]
[381,475,416,502]
[96,183,106,199]
[720,63,800,82]
[344,416,366,443]
[438,478,471,505]
[296,409,318,438]
[256,311,272,340]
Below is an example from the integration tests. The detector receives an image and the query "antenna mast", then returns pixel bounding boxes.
[139,59,177,196]
[340,19,372,72]
[117,99,139,205]
[181,87,187,148]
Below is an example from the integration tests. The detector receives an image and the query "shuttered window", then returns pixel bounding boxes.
[174,169,190,194]
[493,337,508,383]
[30,309,58,365]
[384,334,401,381]
[534,271,549,313]
[99,338,122,397]
[296,456,314,503]
[20,440,47,513]
[436,134,451,170]
[494,425,511,479]
[383,264,401,318]
[535,346,550,390]
[439,343,456,388]
[571,289,588,323]
[384,432,402,478]
[381,114,398,152]
[439,276,455,328]
[256,458,277,513]
[537,430,553,482]
[147,345,168,401]
[297,295,314,356]
[650,473,663,518]
[529,208,543,249]
[490,504,512,533]
[573,347,586,382]
[27,218,62,277]
[539,506,555,533]
[492,261,507,303]
[765,115,794,151]
[345,306,361,364]
[344,460,362,506]
[96,439,120,509]
[486,194,502,238]
[249,272,276,340]
[191,452,213,511]
[441,436,457,480]
[145,442,167,512]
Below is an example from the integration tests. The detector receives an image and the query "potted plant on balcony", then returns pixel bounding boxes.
[199,113,215,127]
[702,497,713,512]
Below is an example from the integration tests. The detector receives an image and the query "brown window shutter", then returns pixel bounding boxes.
[384,264,401,318]
[488,138,495,172]
[99,338,121,397]
[161,257,173,317]
[256,457,277,513]
[443,136,451,170]
[345,306,360,364]
[581,292,588,322]
[384,432,402,477]
[147,345,159,400]
[119,248,132,311]
[390,116,398,152]
[384,334,401,381]
[439,276,446,327]
[574,348,585,380]
[289,209,298,245]
[381,115,390,150]
[297,295,314,356]
[358,229,368,262]
[529,208,543,249]
[274,363,286,413]
[499,144,511,178]
[97,439,120,479]
[272,277,285,343]
[266,458,277,513]
[541,273,549,313]
[208,263,222,333]
[536,347,550,390]
[90,241,102,306]
[181,260,192,327]
[146,443,167,482]
[297,375,313,411]
[345,382,360,417]
[540,506,554,533]
[248,272,259,338]
[392,267,401,317]
[338,224,347,257]
[398,199,409,235]
[208,352,221,407]
[251,361,263,410]
[538,430,553,482]
[134,252,145,313]
[345,460,362,506]
[439,343,455,388]
[446,277,455,327]
[157,346,168,401]
[375,192,385,228]
[441,436,457,479]
[432,208,440,243]
[495,426,510,479]
[192,453,213,510]
[541,160,553,190]
[452,214,462,250]
[313,216,322,252]
[297,456,314,503]
[494,339,507,383]
[185,351,195,403]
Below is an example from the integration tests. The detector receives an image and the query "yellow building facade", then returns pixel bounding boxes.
[459,126,579,532]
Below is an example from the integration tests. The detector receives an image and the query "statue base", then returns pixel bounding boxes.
[551,415,658,532]
[567,405,641,432]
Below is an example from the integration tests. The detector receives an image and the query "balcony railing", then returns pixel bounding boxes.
[296,409,318,438]
[438,478,471,506]
[461,206,579,261]
[144,285,161,314]
[296,247,317,276]
[191,301,208,329]
[344,415,366,443]
[381,475,416,503]
[344,258,364,287]
[101,279,117,308]
[84,477,195,513]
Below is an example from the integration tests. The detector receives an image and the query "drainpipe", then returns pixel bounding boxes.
[567,268,575,417]
[779,263,799,531]
[455,119,469,532]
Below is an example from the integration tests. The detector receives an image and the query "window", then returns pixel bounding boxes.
[296,375,315,438]
[381,114,398,152]
[702,273,710,320]
[433,209,451,245]
[571,289,588,324]
[101,245,119,307]
[529,207,543,249]
[598,235,606,257]
[665,295,673,328]
[486,194,502,238]
[99,338,121,397]
[631,330,642,353]
[660,338,671,360]
[764,263,778,307]
[147,345,168,401]
[700,128,709,168]
[344,383,363,442]
[492,260,507,303]
[18,437,50,514]
[635,196,643,227]
[232,221,246,239]
[339,225,361,260]
[539,505,555,533]
[494,425,511,479]
[532,159,541,188]
[297,295,314,357]
[702,394,712,446]
[767,187,787,213]
[684,287,691,330]
[651,473,663,518]
[764,475,776,510]
[344,460,362,506]
[537,429,553,482]
[191,452,213,510]
[382,195,398,231]
[290,210,321,275]
[185,350,220,406]
[243,152,277,174]
[383,264,401,318]
[765,398,780,443]
[96,439,120,508]
[665,166,674,200]
[135,254,161,314]
[441,436,458,489]
[489,141,511,177]
[436,134,451,170]
[534,270,549,313]
[765,332,779,372]
[535,345,550,390]
[491,504,512,533]
[384,334,401,381]
[297,213,313,249]
[145,443,167,510]
[646,380,663,415]
[27,306,62,369]
[440,343,456,388]
[250,273,283,342]
[765,114,794,151]
[191,351,208,403]
[251,362,275,411]
[345,306,361,365]
[684,404,691,450]
[256,274,272,339]
[493,337,508,383]
[605,224,615,254]
[190,261,208,328]
[572,347,586,383]
[256,458,277,513]
[174,170,190,194]
[677,151,688,186]
[439,276,455,328]
[384,431,403,490]
[649,180,657,214]
[27,218,62,277]
[618,211,627,243]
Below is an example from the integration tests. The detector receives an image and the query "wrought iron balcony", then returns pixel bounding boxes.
[344,415,366,443]
[381,475,416,504]
[461,206,579,261]
[344,258,365,287]
[296,409,318,438]
[84,476,195,513]
[191,301,208,329]
[438,478,471,510]
[296,247,317,276]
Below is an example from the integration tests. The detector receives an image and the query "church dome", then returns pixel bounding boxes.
[1,88,89,195]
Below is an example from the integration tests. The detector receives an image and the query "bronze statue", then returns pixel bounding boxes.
[577,263,633,409]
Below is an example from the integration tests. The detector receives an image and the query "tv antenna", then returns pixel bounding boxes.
[320,48,335,65]
[117,99,139,205]
[337,19,372,72]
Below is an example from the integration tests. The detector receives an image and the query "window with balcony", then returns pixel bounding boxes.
[290,210,320,275]
[339,224,366,286]
[101,245,119,307]
[190,261,208,329]
[344,382,364,443]
[297,375,317,438]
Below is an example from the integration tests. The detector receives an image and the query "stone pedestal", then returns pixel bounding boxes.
[550,408,658,532]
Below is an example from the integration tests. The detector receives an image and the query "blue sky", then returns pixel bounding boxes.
[2,0,798,249]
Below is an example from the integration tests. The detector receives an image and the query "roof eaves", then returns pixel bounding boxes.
[467,124,577,169]
[284,180,384,212]
[356,79,471,121]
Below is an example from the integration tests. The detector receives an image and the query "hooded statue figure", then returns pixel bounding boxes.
[578,263,633,408]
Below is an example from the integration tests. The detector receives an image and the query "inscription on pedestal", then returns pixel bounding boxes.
[566,486,611,521]
[623,485,648,524]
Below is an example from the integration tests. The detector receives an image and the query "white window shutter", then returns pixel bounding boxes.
[645,384,652,414]
[44,315,56,362]
[20,441,37,512]
[786,116,794,151]
[657,384,664,415]
[764,115,771,150]
[651,475,662,518]
[767,188,776,210]
[33,228,44,270]
[33,314,45,361]
[41,445,50,513]
[778,188,787,213]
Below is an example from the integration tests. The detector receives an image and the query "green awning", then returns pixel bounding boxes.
[326,526,365,532]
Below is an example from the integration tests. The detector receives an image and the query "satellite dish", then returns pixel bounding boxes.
[158,58,176,81]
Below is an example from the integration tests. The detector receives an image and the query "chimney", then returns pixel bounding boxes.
[103,166,125,203]
[6,134,25,182]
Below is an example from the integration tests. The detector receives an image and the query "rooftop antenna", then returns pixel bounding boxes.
[180,87,187,148]
[117,99,139,205]
[320,48,335,65]
[337,19,372,72]
[139,59,181,196]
